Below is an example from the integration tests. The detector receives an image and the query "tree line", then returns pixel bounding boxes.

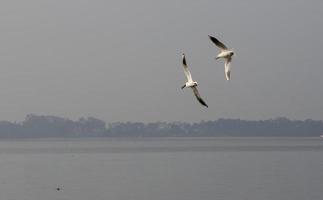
[0,115,322,138]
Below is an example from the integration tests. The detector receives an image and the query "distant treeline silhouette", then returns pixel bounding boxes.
[0,115,322,138]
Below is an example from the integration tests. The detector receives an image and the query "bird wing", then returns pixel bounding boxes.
[191,86,208,107]
[182,54,193,82]
[224,57,232,81]
[208,35,228,51]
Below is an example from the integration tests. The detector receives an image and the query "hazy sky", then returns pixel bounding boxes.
[1,0,323,122]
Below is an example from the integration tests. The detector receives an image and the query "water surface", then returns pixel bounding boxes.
[0,137,322,200]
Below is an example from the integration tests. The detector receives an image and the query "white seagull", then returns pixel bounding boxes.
[208,35,234,80]
[181,54,208,108]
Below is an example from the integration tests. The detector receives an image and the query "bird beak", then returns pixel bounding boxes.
[181,85,185,89]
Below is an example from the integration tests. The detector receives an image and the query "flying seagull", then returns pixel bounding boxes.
[181,54,208,108]
[208,35,234,80]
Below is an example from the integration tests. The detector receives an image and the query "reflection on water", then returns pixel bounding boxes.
[0,137,322,154]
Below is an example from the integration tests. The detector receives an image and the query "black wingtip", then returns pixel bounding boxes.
[182,54,187,66]
[208,35,217,42]
[198,99,208,108]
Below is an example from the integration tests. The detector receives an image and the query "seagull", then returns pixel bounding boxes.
[181,54,208,108]
[208,35,234,80]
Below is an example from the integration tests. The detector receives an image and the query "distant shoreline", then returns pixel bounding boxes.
[1,115,322,138]
[0,136,322,140]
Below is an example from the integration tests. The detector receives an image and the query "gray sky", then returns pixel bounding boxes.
[1,0,323,122]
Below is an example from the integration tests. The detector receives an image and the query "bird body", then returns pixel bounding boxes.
[183,81,197,88]
[216,50,234,60]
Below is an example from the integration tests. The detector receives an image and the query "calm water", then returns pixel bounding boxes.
[0,137,322,200]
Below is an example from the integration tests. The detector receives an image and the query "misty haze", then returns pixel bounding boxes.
[1,1,323,200]
[1,0,323,122]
